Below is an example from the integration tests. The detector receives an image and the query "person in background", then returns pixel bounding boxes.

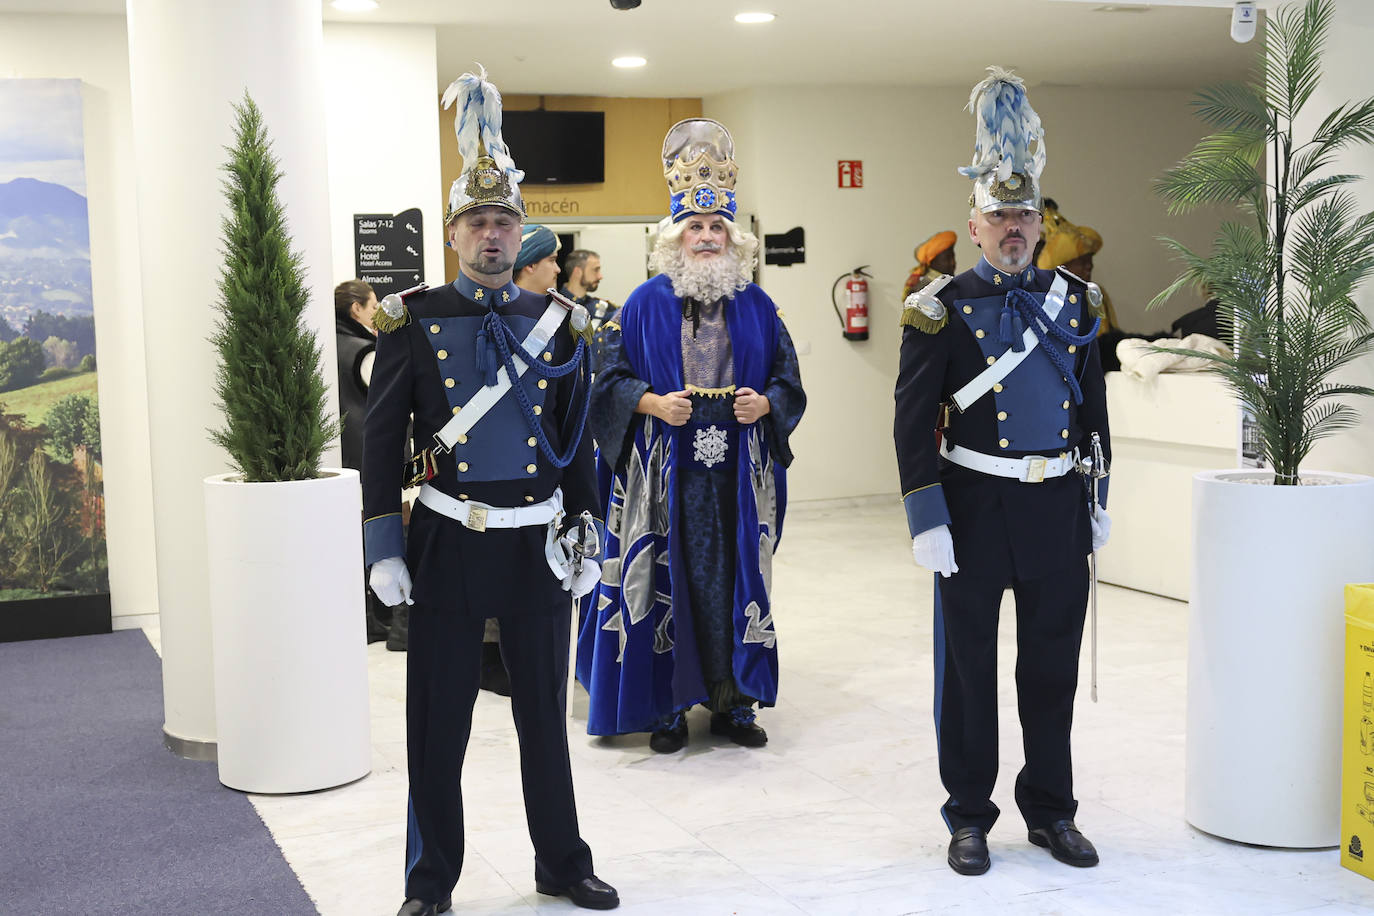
[560,248,617,332]
[514,223,562,296]
[903,230,958,301]
[1036,199,1125,371]
[335,279,403,648]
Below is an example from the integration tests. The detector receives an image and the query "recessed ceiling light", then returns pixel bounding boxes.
[612,56,647,69]
[331,0,379,11]
[734,11,776,24]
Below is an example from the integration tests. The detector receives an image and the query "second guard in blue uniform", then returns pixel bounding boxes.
[894,68,1112,878]
[362,68,618,916]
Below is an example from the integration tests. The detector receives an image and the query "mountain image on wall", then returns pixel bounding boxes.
[0,177,89,258]
[0,177,93,329]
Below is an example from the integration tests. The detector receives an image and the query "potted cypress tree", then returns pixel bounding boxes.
[202,94,370,794]
[1152,0,1374,847]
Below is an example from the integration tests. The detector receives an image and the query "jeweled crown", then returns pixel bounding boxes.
[662,119,738,223]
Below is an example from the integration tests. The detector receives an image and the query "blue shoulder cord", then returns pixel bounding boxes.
[1001,287,1100,405]
[483,309,591,469]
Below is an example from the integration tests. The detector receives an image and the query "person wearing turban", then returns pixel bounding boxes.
[903,230,959,300]
[1035,200,1120,341]
[514,223,562,295]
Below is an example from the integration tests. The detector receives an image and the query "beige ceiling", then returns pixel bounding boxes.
[1,0,1264,95]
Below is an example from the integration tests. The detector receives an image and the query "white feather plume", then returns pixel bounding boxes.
[441,64,525,184]
[958,66,1045,184]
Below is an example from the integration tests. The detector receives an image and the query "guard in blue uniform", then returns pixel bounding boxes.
[362,68,618,915]
[894,68,1112,878]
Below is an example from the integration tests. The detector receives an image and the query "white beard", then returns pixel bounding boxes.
[660,248,748,303]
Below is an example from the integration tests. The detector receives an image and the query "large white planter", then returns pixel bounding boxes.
[1186,469,1374,847]
[204,469,371,793]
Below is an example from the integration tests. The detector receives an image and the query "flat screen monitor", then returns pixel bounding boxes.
[502,110,605,185]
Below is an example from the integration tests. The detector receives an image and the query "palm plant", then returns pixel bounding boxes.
[1153,0,1374,484]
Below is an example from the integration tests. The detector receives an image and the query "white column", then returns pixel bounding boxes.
[126,0,338,753]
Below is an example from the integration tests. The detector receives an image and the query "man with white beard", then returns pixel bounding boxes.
[576,119,806,753]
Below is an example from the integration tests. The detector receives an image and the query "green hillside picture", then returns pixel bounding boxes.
[0,79,108,607]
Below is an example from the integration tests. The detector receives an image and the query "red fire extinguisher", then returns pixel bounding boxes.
[831,266,871,341]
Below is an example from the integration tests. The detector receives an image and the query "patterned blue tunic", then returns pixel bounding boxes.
[576,275,805,735]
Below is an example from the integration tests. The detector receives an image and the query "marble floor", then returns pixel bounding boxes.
[150,499,1374,915]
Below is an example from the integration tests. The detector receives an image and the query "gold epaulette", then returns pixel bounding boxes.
[570,322,594,347]
[372,304,409,334]
[900,274,952,334]
[603,318,621,333]
[373,283,429,334]
[900,308,948,334]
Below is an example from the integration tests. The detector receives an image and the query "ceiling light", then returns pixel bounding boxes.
[734,11,776,24]
[330,0,378,11]
[612,56,647,69]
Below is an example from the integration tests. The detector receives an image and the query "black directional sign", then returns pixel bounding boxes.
[764,226,805,267]
[353,208,424,298]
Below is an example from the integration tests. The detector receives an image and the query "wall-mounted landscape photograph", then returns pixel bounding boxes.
[0,78,109,640]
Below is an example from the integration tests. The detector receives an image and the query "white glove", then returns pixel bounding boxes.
[563,560,601,599]
[1090,505,1112,551]
[911,525,959,578]
[369,556,414,607]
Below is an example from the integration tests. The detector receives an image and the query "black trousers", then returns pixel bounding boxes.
[933,559,1089,834]
[403,597,593,903]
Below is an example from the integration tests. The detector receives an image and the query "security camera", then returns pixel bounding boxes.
[1231,1,1257,43]
[609,0,641,8]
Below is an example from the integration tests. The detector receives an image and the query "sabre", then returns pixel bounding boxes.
[1087,431,1107,703]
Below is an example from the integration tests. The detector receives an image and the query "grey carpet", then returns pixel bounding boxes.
[0,629,319,915]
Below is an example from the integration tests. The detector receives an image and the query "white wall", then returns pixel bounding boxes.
[322,23,445,292]
[0,14,158,623]
[706,84,1232,502]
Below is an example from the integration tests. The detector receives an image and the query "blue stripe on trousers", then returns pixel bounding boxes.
[932,574,952,832]
[405,793,422,886]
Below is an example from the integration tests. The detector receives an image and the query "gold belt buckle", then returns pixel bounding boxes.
[465,505,488,532]
[1025,457,1047,484]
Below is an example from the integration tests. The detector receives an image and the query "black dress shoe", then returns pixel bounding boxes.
[395,897,451,916]
[479,641,511,696]
[387,605,409,652]
[536,875,619,910]
[709,708,767,747]
[947,826,990,875]
[1028,819,1099,867]
[366,609,390,644]
[648,712,687,753]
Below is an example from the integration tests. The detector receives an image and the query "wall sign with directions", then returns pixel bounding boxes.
[353,207,423,298]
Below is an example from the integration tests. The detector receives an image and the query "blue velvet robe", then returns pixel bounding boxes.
[576,275,805,735]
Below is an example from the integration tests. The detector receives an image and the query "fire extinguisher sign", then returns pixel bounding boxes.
[838,160,864,189]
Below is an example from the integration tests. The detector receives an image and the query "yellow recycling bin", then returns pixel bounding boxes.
[1342,583,1374,879]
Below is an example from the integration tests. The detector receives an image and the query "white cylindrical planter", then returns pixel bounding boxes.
[1187,470,1374,847]
[204,469,370,793]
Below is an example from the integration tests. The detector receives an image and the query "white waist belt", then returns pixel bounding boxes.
[941,440,1077,483]
[419,484,563,533]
